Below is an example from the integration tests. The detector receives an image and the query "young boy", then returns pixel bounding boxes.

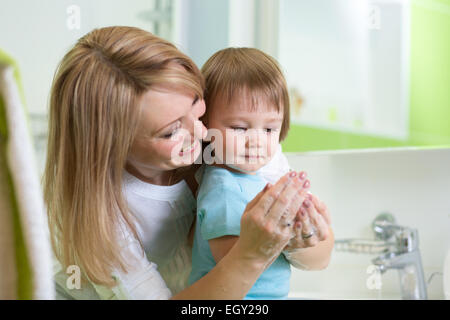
[188,48,310,299]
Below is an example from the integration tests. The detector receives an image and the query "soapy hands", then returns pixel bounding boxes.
[285,172,332,250]
[238,171,310,267]
[237,170,332,271]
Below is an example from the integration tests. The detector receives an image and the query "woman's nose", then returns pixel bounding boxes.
[194,119,207,140]
[184,99,207,141]
[185,114,207,141]
[194,100,207,139]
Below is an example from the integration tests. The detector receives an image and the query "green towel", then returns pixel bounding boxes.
[0,49,32,299]
[0,49,50,299]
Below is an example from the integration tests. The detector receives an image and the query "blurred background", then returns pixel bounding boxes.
[1,0,449,300]
[0,0,449,171]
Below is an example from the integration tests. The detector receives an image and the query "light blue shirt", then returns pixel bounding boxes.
[188,165,291,300]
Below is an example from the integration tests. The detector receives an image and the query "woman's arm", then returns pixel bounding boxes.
[283,194,334,270]
[209,236,239,264]
[172,171,306,300]
[172,239,264,300]
[284,227,334,270]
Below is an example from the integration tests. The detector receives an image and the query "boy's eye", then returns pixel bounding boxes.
[265,128,279,134]
[231,127,247,132]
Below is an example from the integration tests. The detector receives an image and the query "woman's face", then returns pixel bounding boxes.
[127,85,207,178]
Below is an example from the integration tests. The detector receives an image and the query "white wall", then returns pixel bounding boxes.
[0,0,155,115]
[1,0,159,173]
[285,147,450,299]
[174,0,229,68]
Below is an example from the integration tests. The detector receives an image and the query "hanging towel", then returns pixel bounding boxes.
[0,50,54,299]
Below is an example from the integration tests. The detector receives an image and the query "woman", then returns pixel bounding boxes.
[45,26,333,300]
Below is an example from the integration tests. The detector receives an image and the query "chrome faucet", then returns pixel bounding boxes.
[370,214,427,300]
[334,213,428,300]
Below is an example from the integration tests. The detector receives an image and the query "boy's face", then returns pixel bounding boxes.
[206,93,283,173]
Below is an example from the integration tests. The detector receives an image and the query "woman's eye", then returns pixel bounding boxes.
[162,128,179,139]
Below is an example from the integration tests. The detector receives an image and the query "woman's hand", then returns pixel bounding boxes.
[280,184,334,271]
[285,192,332,250]
[236,171,310,269]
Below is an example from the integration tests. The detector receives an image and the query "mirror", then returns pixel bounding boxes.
[278,0,411,149]
[179,0,450,152]
[276,0,449,152]
[1,0,449,161]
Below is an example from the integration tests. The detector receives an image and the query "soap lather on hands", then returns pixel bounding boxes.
[286,171,332,247]
[258,148,333,259]
[273,170,334,271]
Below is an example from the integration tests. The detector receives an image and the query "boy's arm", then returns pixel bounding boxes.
[209,236,239,263]
[209,230,335,270]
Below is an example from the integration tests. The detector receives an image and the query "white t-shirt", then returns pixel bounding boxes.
[54,146,291,300]
[119,170,196,297]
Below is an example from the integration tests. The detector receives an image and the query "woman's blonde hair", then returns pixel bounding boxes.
[201,47,290,141]
[44,26,204,287]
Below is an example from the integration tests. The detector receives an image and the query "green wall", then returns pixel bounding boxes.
[282,0,450,152]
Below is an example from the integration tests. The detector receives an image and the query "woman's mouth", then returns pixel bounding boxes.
[179,140,199,156]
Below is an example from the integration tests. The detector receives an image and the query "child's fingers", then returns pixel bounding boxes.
[303,199,330,241]
[298,207,319,246]
[309,193,332,226]
[287,188,309,223]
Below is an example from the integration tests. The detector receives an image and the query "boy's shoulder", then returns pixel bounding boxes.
[200,165,241,192]
[197,166,248,213]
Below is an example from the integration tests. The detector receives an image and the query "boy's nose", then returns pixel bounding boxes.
[245,129,264,148]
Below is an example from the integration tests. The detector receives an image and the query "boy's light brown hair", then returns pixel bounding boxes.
[201,47,290,141]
